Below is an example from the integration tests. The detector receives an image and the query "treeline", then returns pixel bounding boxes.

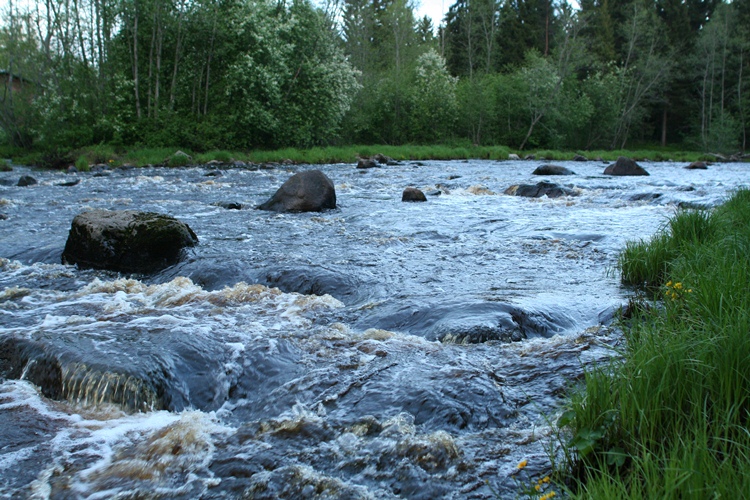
[1,0,748,154]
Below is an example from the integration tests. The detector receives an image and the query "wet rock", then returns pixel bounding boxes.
[91,164,107,173]
[372,153,394,164]
[17,175,37,187]
[204,170,224,177]
[62,209,199,273]
[214,202,242,210]
[66,165,78,173]
[573,154,588,161]
[93,171,111,177]
[524,154,536,160]
[425,189,442,197]
[532,164,575,176]
[357,158,379,169]
[685,161,708,170]
[56,178,81,187]
[402,187,427,202]
[603,156,649,176]
[0,179,14,186]
[257,170,336,213]
[630,192,662,202]
[508,154,521,160]
[117,163,136,171]
[0,214,7,220]
[504,181,577,198]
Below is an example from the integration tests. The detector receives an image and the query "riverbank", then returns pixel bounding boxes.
[560,189,750,497]
[1,143,722,170]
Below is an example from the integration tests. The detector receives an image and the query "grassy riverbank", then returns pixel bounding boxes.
[560,189,750,498]
[1,143,716,169]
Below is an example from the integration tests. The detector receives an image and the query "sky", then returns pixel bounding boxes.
[414,0,450,26]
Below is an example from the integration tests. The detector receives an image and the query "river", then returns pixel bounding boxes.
[0,158,746,498]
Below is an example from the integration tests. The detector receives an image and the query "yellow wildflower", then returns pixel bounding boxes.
[542,476,551,483]
[535,484,542,491]
[666,281,673,287]
[517,459,528,469]
[674,282,683,289]
[688,289,693,293]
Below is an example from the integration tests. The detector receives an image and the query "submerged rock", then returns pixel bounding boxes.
[402,187,427,202]
[685,161,708,170]
[357,158,379,169]
[603,156,649,176]
[532,164,575,176]
[62,209,198,273]
[17,175,37,187]
[572,154,588,161]
[505,181,577,198]
[257,170,336,213]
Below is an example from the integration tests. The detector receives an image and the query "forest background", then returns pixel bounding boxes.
[1,0,748,157]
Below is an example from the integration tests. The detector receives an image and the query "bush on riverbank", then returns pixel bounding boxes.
[561,189,750,497]
[2,144,717,169]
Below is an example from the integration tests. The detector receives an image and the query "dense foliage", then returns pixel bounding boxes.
[1,0,748,153]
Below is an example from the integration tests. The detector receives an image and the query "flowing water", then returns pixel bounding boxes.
[0,158,746,499]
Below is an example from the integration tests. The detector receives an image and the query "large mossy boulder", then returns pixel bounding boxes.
[603,156,650,176]
[62,210,198,273]
[257,170,336,213]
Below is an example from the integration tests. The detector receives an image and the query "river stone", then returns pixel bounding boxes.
[357,158,379,169]
[572,154,588,161]
[402,187,427,202]
[62,209,199,273]
[17,175,37,187]
[603,156,649,176]
[532,164,575,176]
[685,161,708,170]
[508,154,521,160]
[504,181,577,198]
[257,170,336,213]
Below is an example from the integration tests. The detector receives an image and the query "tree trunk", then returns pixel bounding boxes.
[133,4,141,120]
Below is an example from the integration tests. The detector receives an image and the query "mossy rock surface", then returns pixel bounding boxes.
[62,209,198,273]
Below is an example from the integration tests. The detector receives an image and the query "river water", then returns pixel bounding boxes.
[0,158,746,498]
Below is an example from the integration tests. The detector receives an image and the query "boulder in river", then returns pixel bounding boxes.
[532,164,575,176]
[17,175,37,187]
[257,169,336,213]
[505,181,577,198]
[357,158,379,169]
[62,209,199,273]
[402,187,427,202]
[685,161,708,170]
[572,154,588,161]
[603,157,649,176]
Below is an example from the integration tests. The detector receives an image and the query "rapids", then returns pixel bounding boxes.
[0,158,747,498]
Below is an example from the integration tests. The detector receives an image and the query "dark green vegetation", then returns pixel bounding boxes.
[560,189,750,497]
[1,0,749,157]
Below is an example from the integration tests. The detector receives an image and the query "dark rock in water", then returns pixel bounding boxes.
[402,187,427,202]
[505,181,577,198]
[572,154,588,161]
[0,179,14,186]
[66,165,78,173]
[62,209,199,273]
[425,189,442,197]
[524,154,536,160]
[256,266,368,303]
[214,202,242,210]
[372,153,394,165]
[17,175,37,187]
[117,163,136,171]
[93,171,111,177]
[0,214,7,220]
[205,170,224,177]
[56,178,81,187]
[357,158,379,169]
[532,164,575,176]
[685,161,708,170]
[603,156,649,176]
[257,170,336,213]
[630,192,662,202]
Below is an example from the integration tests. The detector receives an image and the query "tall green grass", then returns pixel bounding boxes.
[560,189,750,498]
